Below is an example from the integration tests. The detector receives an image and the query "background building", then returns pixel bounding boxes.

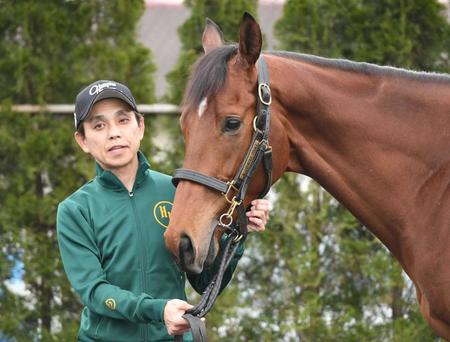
[138,0,283,99]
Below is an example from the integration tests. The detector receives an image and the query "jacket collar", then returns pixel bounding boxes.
[95,151,150,191]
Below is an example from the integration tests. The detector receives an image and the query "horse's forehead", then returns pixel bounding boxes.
[181,60,257,125]
[227,62,256,85]
[180,102,213,131]
[209,70,256,107]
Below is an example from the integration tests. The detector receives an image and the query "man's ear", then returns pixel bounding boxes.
[74,131,90,153]
[138,116,145,140]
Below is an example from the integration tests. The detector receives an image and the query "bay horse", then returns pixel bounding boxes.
[164,13,450,339]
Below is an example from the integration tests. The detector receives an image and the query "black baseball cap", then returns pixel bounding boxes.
[74,80,138,129]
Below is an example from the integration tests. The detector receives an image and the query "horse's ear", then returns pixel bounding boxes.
[202,18,224,54]
[237,12,262,68]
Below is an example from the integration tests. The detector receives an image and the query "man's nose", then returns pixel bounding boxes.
[108,123,121,139]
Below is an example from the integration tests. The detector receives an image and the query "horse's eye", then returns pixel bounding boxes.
[223,118,241,133]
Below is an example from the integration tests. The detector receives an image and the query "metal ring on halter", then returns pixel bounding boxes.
[253,116,258,132]
[258,83,272,105]
[219,213,233,227]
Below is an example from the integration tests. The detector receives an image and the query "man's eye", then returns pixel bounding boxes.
[119,118,130,124]
[94,123,105,130]
[223,118,241,132]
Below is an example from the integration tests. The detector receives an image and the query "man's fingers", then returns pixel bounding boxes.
[250,199,270,220]
[247,217,265,231]
[251,199,269,207]
[167,317,191,335]
[169,327,190,336]
[250,203,269,211]
[170,316,206,335]
[246,209,265,217]
[180,302,194,310]
[246,199,269,233]
[247,210,267,224]
[171,299,194,311]
[164,299,196,336]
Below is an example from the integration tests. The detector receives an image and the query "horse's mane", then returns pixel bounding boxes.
[271,50,450,84]
[183,44,450,112]
[183,45,238,112]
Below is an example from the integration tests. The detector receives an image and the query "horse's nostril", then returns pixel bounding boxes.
[179,234,195,267]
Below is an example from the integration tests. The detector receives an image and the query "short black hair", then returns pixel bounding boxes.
[76,111,143,137]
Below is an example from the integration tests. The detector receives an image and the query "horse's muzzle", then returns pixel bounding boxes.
[178,232,218,274]
[179,234,198,273]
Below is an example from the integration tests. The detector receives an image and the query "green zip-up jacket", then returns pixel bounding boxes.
[57,152,244,341]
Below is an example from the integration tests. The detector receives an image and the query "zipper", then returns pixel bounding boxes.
[129,190,149,342]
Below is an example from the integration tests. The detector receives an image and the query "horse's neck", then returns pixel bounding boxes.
[269,54,450,265]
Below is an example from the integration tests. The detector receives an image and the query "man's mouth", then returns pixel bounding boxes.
[108,145,127,152]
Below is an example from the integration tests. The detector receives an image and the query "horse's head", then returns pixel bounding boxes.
[164,13,284,274]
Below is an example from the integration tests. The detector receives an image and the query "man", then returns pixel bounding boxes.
[57,80,270,341]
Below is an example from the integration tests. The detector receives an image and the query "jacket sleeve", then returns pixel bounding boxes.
[187,234,245,295]
[56,200,167,324]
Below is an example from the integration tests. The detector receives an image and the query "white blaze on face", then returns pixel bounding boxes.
[198,97,208,118]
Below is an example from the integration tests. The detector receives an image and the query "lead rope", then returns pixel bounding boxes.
[174,204,247,342]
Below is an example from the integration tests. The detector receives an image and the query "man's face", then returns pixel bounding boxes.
[74,98,144,171]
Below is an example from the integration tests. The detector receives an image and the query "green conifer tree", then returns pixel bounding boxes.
[0,1,155,340]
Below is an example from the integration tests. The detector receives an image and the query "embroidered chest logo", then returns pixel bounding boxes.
[153,201,173,228]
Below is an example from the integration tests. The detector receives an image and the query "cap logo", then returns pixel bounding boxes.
[89,81,117,96]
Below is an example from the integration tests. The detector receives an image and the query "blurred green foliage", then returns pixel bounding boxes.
[1,0,449,340]
[0,1,155,340]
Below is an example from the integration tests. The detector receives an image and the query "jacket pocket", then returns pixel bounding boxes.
[80,309,141,342]
[79,308,103,340]
[94,316,104,338]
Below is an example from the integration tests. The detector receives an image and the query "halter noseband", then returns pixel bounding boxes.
[172,56,273,237]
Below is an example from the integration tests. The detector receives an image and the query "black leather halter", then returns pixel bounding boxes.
[173,56,273,235]
[172,56,273,342]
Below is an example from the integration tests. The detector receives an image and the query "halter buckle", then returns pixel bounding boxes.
[258,83,272,106]
[224,181,239,204]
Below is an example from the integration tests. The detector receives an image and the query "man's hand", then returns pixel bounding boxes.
[164,299,195,336]
[246,199,270,233]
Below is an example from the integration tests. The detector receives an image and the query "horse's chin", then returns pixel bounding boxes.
[204,227,231,271]
[181,224,222,274]
[182,241,217,274]
[203,236,218,269]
